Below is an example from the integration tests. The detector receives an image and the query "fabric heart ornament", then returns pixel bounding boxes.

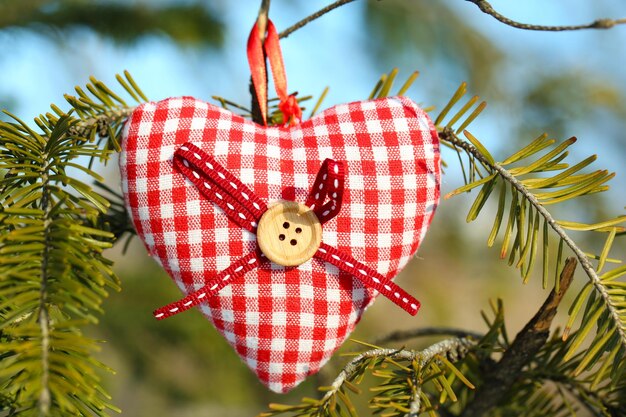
[119,95,440,392]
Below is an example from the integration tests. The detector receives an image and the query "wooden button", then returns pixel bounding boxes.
[257,201,322,267]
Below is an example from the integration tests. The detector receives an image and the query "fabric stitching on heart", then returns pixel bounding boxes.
[153,142,420,320]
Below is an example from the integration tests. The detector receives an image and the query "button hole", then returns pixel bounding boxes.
[295,227,302,234]
[279,234,285,241]
[283,222,290,229]
[290,239,297,246]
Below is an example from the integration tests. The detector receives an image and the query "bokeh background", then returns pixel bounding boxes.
[1,1,625,415]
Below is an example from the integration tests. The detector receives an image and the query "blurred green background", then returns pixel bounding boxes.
[1,1,625,415]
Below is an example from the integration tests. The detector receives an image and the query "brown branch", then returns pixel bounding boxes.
[257,0,271,39]
[279,0,625,41]
[322,337,478,410]
[278,0,357,39]
[375,327,483,346]
[460,257,578,417]
[467,0,626,31]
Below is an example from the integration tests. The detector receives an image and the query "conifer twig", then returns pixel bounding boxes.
[460,258,577,417]
[322,338,477,403]
[440,127,626,349]
[69,107,135,137]
[0,75,136,415]
[466,0,626,32]
[37,168,53,415]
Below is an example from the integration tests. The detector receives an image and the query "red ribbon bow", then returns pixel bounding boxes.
[248,19,302,126]
[153,143,421,320]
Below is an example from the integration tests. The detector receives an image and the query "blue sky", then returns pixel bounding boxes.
[2,1,624,113]
[0,0,624,200]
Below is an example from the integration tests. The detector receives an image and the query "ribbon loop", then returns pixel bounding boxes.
[278,94,302,126]
[306,159,344,224]
[247,19,301,126]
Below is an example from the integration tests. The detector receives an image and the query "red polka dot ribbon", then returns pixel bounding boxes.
[153,142,421,320]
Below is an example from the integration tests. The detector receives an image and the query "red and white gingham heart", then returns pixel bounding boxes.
[120,95,440,393]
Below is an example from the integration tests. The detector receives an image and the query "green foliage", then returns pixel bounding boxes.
[434,77,626,391]
[0,1,224,46]
[454,300,625,416]
[0,73,145,415]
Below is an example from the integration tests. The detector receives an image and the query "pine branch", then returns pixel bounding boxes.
[439,126,626,353]
[429,77,626,415]
[257,0,271,35]
[68,107,135,138]
[260,337,477,417]
[480,320,626,416]
[461,258,577,417]
[1,115,119,415]
[0,72,145,416]
[36,150,54,415]
[326,339,475,399]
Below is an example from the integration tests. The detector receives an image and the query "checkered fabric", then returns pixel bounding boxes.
[119,95,440,393]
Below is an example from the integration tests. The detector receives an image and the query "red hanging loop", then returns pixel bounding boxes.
[247,19,301,126]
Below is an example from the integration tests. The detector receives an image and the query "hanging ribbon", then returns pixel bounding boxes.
[153,142,421,320]
[248,19,302,126]
[305,158,345,224]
